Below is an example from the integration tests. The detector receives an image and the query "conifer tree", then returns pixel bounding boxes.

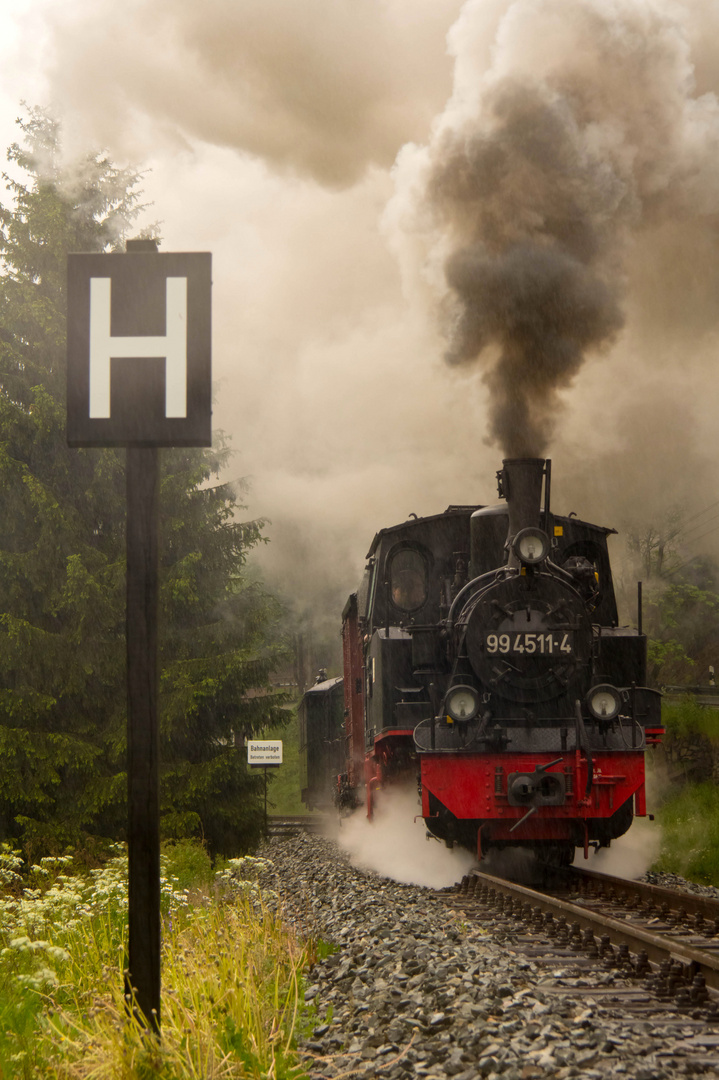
[0,108,287,855]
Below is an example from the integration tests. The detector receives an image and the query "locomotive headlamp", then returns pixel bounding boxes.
[445,685,480,722]
[513,528,550,565]
[586,684,622,721]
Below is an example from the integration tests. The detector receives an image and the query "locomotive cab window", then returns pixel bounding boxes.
[561,541,604,598]
[388,546,428,612]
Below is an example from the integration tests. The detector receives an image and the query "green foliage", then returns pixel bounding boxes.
[642,581,719,685]
[265,706,316,817]
[625,506,719,686]
[0,847,311,1077]
[654,782,719,885]
[312,939,338,963]
[646,638,693,683]
[662,695,719,743]
[157,449,290,854]
[627,508,683,580]
[160,838,214,891]
[0,108,289,856]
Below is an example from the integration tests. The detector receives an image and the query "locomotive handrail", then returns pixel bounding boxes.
[574,699,593,796]
[617,714,646,750]
[446,559,586,634]
[445,568,512,630]
[413,710,492,752]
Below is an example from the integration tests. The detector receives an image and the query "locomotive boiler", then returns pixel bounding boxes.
[300,458,663,863]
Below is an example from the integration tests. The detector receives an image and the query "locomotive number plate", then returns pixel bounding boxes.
[485,631,573,655]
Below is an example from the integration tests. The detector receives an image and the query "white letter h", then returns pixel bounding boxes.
[89,277,188,418]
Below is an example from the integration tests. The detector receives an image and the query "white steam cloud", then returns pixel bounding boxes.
[574,817,662,879]
[335,787,476,889]
[35,0,462,186]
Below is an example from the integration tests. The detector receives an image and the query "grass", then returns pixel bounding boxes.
[645,697,719,885]
[265,711,318,819]
[0,841,315,1078]
[653,782,719,885]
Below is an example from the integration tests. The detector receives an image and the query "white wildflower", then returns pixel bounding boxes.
[16,966,59,990]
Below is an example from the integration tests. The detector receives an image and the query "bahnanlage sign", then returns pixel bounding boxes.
[247,740,283,765]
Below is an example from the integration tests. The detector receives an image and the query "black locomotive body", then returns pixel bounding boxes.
[300,458,663,862]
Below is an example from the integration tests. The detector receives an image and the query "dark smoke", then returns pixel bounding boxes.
[445,242,622,455]
[428,79,626,456]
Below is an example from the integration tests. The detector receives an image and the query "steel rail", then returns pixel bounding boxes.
[565,866,719,924]
[469,870,719,992]
[267,815,324,836]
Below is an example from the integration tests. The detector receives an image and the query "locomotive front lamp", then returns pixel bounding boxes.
[586,684,622,721]
[513,528,550,565]
[446,685,480,722]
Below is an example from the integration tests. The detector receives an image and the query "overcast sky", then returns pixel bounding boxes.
[2,1,719,633]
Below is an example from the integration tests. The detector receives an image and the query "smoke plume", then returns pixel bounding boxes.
[443,241,622,455]
[390,0,719,456]
[32,0,462,187]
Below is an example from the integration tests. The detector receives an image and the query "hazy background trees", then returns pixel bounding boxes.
[620,509,719,688]
[0,109,288,856]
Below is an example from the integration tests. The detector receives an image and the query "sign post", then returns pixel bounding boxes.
[67,239,211,1033]
[125,445,160,1029]
[247,741,283,836]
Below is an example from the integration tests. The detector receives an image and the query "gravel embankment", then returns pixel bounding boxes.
[642,870,719,901]
[261,832,711,1079]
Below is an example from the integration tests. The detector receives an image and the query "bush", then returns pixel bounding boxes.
[160,838,214,891]
[662,696,719,741]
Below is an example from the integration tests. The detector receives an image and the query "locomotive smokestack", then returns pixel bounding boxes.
[499,458,546,566]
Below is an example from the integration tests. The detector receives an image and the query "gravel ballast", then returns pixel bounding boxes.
[260,831,717,1079]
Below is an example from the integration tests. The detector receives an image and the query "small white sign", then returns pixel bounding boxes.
[247,740,283,765]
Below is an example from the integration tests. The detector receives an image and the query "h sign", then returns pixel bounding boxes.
[67,251,211,447]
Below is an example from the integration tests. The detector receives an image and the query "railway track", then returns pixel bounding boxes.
[445,865,719,1025]
[266,815,324,837]
[267,830,719,1076]
[559,863,719,923]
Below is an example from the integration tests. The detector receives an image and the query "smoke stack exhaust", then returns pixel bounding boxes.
[499,457,546,565]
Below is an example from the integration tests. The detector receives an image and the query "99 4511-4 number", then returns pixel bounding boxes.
[485,632,572,655]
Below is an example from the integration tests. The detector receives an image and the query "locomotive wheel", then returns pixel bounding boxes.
[539,842,575,868]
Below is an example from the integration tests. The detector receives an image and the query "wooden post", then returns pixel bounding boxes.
[264,766,269,838]
[125,446,161,1032]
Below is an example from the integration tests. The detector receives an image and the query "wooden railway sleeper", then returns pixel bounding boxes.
[692,973,709,1005]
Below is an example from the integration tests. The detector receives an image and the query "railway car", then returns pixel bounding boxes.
[298,675,345,810]
[301,458,663,863]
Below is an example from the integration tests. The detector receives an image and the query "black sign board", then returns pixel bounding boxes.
[67,251,211,447]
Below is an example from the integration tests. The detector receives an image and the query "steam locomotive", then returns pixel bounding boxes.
[299,458,663,863]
